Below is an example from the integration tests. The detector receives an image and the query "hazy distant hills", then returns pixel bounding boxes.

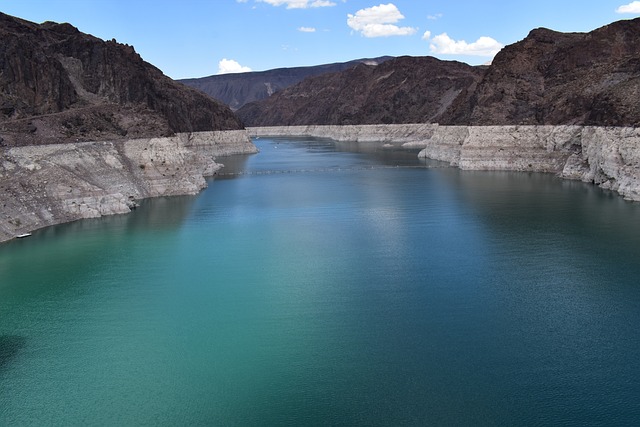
[238,18,640,127]
[178,57,393,111]
[0,12,242,147]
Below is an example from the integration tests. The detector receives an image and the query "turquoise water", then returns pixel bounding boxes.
[2,137,640,425]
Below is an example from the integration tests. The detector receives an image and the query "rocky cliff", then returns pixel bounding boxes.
[0,12,243,147]
[0,12,257,242]
[441,18,640,126]
[237,56,485,126]
[179,57,392,111]
[0,131,258,242]
[238,19,640,128]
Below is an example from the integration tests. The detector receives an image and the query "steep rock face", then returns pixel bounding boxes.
[237,56,485,126]
[239,19,640,128]
[561,127,640,200]
[179,57,392,111]
[441,18,640,125]
[0,130,258,242]
[0,12,243,147]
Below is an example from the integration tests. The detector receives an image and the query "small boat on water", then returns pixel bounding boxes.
[16,233,32,238]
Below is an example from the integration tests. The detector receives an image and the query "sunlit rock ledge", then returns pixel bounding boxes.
[248,125,640,202]
[0,130,257,242]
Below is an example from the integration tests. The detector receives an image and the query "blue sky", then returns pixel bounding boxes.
[2,0,640,79]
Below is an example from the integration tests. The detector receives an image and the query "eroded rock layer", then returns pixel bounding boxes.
[0,131,257,242]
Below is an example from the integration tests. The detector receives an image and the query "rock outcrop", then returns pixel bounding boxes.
[0,130,258,242]
[237,56,485,126]
[238,19,640,128]
[0,12,243,147]
[441,18,640,126]
[561,127,640,200]
[179,57,392,111]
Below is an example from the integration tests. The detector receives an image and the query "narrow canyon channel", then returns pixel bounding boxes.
[1,136,640,425]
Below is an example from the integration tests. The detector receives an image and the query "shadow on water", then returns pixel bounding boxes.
[214,153,253,178]
[446,169,640,242]
[432,168,640,289]
[0,192,199,253]
[0,335,26,372]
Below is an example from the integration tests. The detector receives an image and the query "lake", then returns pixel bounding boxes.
[1,136,640,425]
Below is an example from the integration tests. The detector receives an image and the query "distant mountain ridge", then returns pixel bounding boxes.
[237,18,640,128]
[445,18,640,126]
[237,56,485,126]
[0,12,243,147]
[178,57,393,111]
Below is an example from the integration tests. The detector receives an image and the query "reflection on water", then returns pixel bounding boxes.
[214,152,253,178]
[447,169,640,255]
[1,137,640,425]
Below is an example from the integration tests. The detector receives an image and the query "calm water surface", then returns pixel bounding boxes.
[1,137,640,425]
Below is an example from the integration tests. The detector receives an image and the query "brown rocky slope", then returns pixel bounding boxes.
[179,56,392,111]
[239,18,640,128]
[0,12,243,147]
[237,56,485,126]
[441,17,640,126]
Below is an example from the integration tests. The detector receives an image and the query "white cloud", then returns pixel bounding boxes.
[429,33,504,57]
[258,0,336,9]
[616,1,640,13]
[310,0,336,6]
[217,58,252,74]
[298,26,317,32]
[347,3,417,37]
[427,13,443,20]
[422,30,431,40]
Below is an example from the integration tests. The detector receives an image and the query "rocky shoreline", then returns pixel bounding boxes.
[0,130,257,242]
[4,124,637,242]
[248,124,640,202]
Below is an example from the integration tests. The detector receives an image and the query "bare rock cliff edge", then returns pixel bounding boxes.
[239,18,640,128]
[442,18,640,126]
[0,13,256,242]
[237,56,485,126]
[0,132,257,242]
[0,12,244,146]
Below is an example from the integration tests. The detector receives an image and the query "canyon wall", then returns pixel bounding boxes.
[180,57,392,111]
[0,130,257,242]
[237,57,485,127]
[0,12,244,146]
[248,125,640,202]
